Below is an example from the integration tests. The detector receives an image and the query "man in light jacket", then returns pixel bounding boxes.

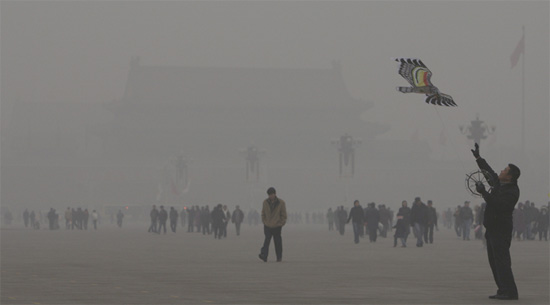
[258,187,287,262]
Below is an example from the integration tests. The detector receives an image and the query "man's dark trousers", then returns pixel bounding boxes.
[170,221,177,233]
[424,224,434,243]
[158,222,166,234]
[485,230,518,297]
[235,222,241,236]
[352,222,361,243]
[148,221,157,233]
[261,225,282,260]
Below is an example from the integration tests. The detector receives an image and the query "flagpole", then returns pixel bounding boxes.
[521,25,525,154]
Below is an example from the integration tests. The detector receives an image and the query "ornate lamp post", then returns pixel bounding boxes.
[241,145,265,182]
[459,114,495,145]
[331,133,361,177]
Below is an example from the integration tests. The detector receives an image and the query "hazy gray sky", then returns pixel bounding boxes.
[1,1,548,208]
[2,1,548,153]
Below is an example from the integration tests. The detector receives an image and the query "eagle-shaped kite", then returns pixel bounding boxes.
[394,58,457,107]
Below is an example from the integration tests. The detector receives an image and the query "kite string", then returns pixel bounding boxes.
[432,106,468,172]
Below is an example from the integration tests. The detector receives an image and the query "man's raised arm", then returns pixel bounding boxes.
[472,143,498,186]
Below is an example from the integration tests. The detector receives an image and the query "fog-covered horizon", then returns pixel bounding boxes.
[1,1,548,213]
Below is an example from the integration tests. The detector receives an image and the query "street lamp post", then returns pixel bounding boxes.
[459,114,495,145]
[241,145,265,182]
[331,133,361,178]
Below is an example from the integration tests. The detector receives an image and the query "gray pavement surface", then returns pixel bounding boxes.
[1,223,548,304]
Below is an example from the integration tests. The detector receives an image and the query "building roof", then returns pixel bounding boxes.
[115,59,368,110]
[102,60,387,165]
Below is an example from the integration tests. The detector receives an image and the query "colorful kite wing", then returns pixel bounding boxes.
[412,66,432,88]
[395,58,432,88]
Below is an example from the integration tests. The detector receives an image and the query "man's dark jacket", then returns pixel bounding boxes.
[150,209,159,222]
[169,209,178,222]
[346,205,364,224]
[410,202,429,226]
[379,207,391,225]
[364,207,380,229]
[460,206,474,222]
[338,209,348,223]
[211,207,225,225]
[158,209,168,223]
[427,206,437,226]
[232,209,244,223]
[398,206,411,227]
[477,158,520,234]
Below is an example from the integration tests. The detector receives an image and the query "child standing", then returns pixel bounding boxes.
[393,212,407,247]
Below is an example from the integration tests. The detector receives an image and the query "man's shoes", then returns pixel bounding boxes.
[488,294,501,299]
[276,259,282,262]
[258,254,267,262]
[494,295,518,300]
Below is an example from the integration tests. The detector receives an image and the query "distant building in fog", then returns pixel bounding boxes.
[2,59,389,207]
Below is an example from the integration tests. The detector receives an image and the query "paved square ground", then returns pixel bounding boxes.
[1,223,548,304]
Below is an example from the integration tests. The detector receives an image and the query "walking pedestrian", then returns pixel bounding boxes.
[187,207,195,232]
[460,201,474,240]
[337,206,347,235]
[454,205,463,237]
[91,210,99,230]
[258,187,287,262]
[47,208,57,230]
[346,200,364,244]
[398,201,411,244]
[169,207,178,233]
[410,197,428,247]
[222,205,230,238]
[158,206,168,234]
[231,205,245,236]
[365,202,380,242]
[148,205,159,233]
[393,212,407,247]
[211,204,225,239]
[424,200,437,243]
[116,210,124,228]
[23,209,30,228]
[536,207,548,241]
